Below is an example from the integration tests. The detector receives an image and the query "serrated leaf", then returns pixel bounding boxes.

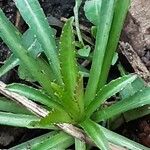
[59,18,82,121]
[36,109,74,125]
[80,119,110,150]
[93,87,150,122]
[84,0,115,106]
[84,0,102,25]
[6,83,64,111]
[14,0,62,84]
[59,17,78,96]
[86,74,137,117]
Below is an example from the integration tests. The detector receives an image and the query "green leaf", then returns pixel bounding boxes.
[0,112,39,128]
[84,0,115,106]
[32,132,73,150]
[78,45,91,57]
[6,83,64,111]
[0,97,31,115]
[14,0,62,84]
[86,74,137,118]
[80,119,110,150]
[111,52,118,66]
[59,18,81,121]
[0,9,55,96]
[74,0,84,46]
[84,0,102,25]
[101,126,149,150]
[75,138,86,150]
[0,54,19,77]
[36,109,74,125]
[10,131,58,150]
[93,87,150,122]
[97,0,131,89]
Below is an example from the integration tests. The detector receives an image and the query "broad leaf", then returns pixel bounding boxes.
[84,0,115,106]
[14,0,62,84]
[86,74,137,117]
[93,87,150,122]
[80,119,110,150]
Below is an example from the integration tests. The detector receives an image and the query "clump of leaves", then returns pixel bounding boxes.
[0,0,149,149]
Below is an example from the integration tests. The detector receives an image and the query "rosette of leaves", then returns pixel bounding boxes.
[0,0,149,149]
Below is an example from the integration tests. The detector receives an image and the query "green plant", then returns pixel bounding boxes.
[0,0,149,149]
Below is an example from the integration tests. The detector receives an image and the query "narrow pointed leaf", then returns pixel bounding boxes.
[14,0,62,84]
[101,126,149,150]
[97,0,131,89]
[86,74,137,117]
[7,83,64,111]
[0,9,55,96]
[59,17,78,96]
[0,97,31,114]
[93,87,150,122]
[80,119,110,150]
[84,0,115,106]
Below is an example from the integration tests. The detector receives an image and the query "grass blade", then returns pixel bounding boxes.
[14,0,62,84]
[97,0,131,89]
[80,119,110,150]
[86,74,137,117]
[84,0,115,106]
[93,87,150,122]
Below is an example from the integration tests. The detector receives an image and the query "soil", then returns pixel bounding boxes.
[0,0,150,149]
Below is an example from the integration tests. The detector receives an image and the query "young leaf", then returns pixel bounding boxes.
[6,83,64,111]
[97,0,131,89]
[93,87,150,122]
[84,0,115,106]
[80,119,110,150]
[14,0,62,84]
[86,74,137,117]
